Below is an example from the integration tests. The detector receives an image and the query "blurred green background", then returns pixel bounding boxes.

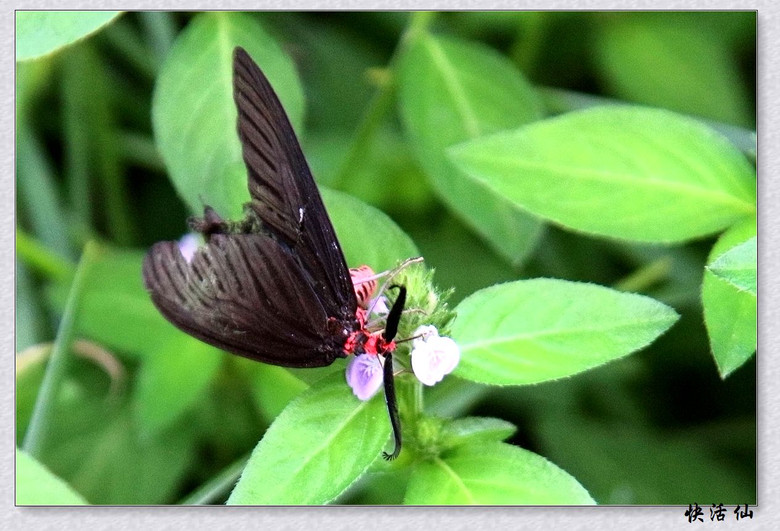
[16,11,755,505]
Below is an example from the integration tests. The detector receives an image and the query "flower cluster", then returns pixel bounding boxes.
[345,325,460,400]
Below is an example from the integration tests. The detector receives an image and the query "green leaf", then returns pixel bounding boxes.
[46,247,177,358]
[338,466,411,505]
[227,373,388,504]
[152,12,304,219]
[408,213,519,306]
[535,417,755,504]
[46,407,195,504]
[16,448,89,505]
[424,373,490,418]
[263,12,381,132]
[707,236,756,296]
[18,355,196,505]
[16,11,122,61]
[593,19,754,128]
[16,259,49,351]
[404,441,595,504]
[15,346,64,445]
[398,33,544,266]
[16,56,54,116]
[702,218,757,377]
[134,336,223,437]
[16,118,74,260]
[449,106,756,243]
[439,416,517,449]
[61,44,135,245]
[450,278,679,385]
[186,369,267,464]
[310,127,435,215]
[239,359,309,422]
[322,187,419,271]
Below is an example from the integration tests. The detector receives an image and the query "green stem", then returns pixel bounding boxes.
[329,11,438,189]
[97,127,137,246]
[16,228,77,282]
[613,256,673,293]
[16,119,75,260]
[179,454,250,505]
[62,52,93,236]
[395,375,424,425]
[22,241,101,459]
[413,380,424,418]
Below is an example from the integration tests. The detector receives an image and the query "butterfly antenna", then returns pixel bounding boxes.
[381,285,406,461]
[381,352,402,461]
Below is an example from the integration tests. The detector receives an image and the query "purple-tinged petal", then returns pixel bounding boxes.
[368,296,390,318]
[346,354,384,400]
[428,335,460,375]
[177,233,200,264]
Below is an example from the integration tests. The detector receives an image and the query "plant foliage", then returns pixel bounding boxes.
[16,11,755,506]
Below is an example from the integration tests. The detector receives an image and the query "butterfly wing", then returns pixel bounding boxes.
[143,233,352,368]
[232,47,356,317]
[142,47,358,368]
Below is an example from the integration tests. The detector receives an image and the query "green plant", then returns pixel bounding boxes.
[16,11,756,506]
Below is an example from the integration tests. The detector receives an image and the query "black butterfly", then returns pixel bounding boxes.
[143,47,404,459]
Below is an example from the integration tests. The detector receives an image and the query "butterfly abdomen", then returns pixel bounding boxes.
[350,265,377,308]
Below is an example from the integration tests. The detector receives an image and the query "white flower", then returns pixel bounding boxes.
[345,354,384,400]
[410,325,460,386]
[412,325,439,347]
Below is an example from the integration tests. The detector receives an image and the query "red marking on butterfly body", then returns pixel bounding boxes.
[350,265,377,308]
[343,265,395,357]
[343,328,395,357]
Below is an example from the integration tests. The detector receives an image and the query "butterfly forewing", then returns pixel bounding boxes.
[142,47,359,368]
[233,47,355,317]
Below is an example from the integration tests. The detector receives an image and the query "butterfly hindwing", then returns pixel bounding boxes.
[143,233,349,368]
